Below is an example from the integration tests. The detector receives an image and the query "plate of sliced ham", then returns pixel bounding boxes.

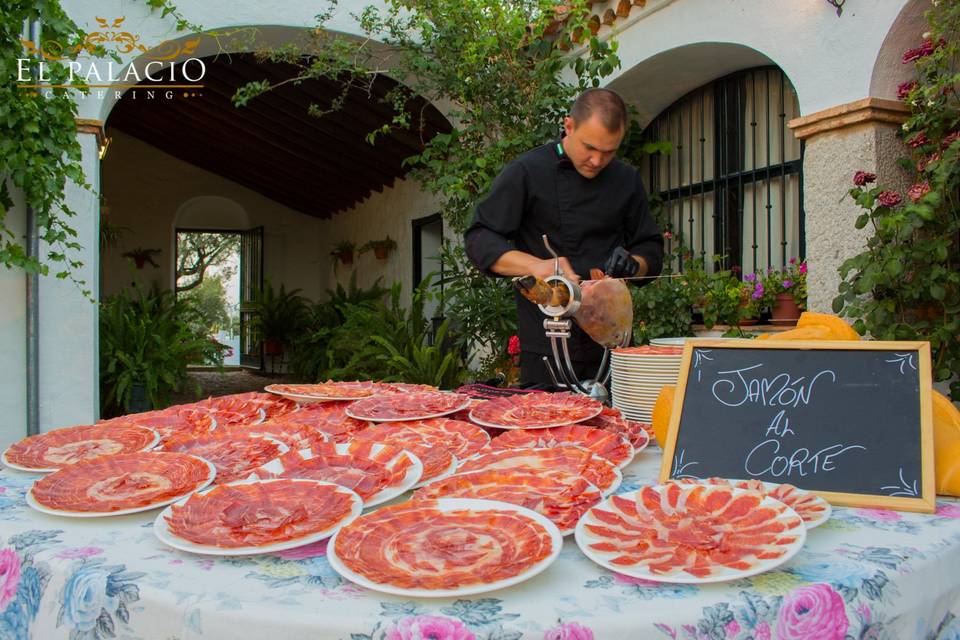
[345,392,471,422]
[415,469,602,535]
[327,498,562,597]
[4,423,160,472]
[468,392,603,430]
[457,446,622,496]
[26,452,215,517]
[154,478,362,555]
[247,441,422,508]
[669,477,831,529]
[489,424,637,468]
[161,433,287,484]
[265,381,380,403]
[575,483,807,583]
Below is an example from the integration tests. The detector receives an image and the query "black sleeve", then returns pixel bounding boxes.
[625,173,664,278]
[464,160,527,275]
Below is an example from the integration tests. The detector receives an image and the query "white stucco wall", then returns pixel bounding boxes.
[607,0,913,122]
[322,179,441,300]
[101,130,330,301]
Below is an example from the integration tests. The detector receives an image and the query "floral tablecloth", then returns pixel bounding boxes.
[2,450,960,640]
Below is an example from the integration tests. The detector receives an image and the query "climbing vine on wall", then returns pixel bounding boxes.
[0,1,198,293]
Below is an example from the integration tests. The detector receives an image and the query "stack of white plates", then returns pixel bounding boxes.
[610,345,684,422]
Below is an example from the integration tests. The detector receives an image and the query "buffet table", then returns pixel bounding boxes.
[2,449,960,640]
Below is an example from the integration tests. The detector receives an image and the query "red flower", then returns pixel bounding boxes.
[877,190,902,207]
[507,335,521,356]
[942,131,960,149]
[663,231,673,239]
[902,39,938,64]
[907,182,931,202]
[852,171,876,187]
[907,132,930,148]
[896,80,918,100]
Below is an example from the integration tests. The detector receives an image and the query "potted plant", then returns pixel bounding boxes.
[249,282,308,357]
[99,284,225,416]
[122,247,161,269]
[359,236,397,260]
[696,263,755,335]
[835,5,960,398]
[764,259,808,325]
[331,240,356,266]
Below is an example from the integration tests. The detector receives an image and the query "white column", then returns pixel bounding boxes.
[37,127,101,431]
[788,98,912,314]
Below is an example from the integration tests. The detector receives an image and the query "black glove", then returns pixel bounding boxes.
[602,246,639,278]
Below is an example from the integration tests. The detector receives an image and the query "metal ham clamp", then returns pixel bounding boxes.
[512,235,634,403]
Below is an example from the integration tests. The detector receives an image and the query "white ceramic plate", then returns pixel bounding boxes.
[575,486,807,584]
[26,456,216,517]
[153,478,363,555]
[327,498,563,597]
[248,442,422,508]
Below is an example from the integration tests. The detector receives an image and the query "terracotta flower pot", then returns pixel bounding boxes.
[338,250,354,265]
[263,339,284,356]
[373,246,390,260]
[771,293,802,325]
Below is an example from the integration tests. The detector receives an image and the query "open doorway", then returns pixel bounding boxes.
[175,230,242,366]
[412,213,444,324]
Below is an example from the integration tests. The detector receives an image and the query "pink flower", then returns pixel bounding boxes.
[877,191,902,208]
[907,132,930,148]
[854,508,902,522]
[936,503,960,519]
[385,616,476,640]
[0,548,21,611]
[544,622,594,640]
[508,335,521,356]
[55,547,103,560]
[799,262,807,274]
[754,621,772,640]
[789,257,797,264]
[776,583,849,640]
[274,540,328,560]
[852,171,876,187]
[663,231,673,239]
[744,273,756,282]
[907,182,931,202]
[752,283,765,300]
[896,80,918,100]
[725,620,741,637]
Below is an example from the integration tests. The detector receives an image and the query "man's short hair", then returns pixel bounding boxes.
[570,88,628,133]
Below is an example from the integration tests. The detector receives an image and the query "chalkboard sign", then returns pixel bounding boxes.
[658,340,934,512]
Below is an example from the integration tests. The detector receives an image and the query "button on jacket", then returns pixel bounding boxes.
[464,140,664,358]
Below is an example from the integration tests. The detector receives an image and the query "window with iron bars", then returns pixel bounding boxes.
[640,66,804,275]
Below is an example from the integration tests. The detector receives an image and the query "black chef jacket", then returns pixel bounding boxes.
[464,140,664,363]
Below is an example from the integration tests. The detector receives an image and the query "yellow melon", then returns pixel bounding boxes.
[757,325,833,341]
[796,311,861,340]
[933,390,960,497]
[652,385,675,448]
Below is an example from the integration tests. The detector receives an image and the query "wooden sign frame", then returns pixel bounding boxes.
[658,339,935,513]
